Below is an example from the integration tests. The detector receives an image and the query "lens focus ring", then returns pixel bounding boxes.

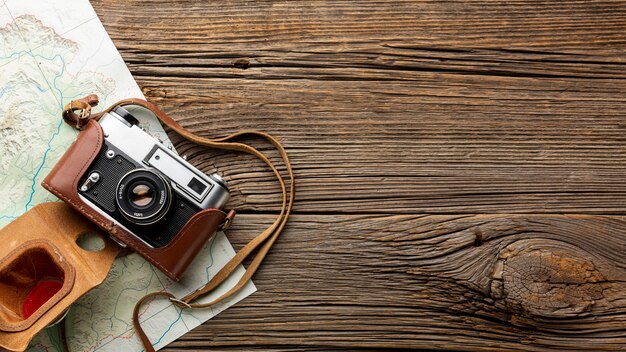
[116,169,172,226]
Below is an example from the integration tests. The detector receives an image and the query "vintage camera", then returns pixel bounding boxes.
[76,107,229,248]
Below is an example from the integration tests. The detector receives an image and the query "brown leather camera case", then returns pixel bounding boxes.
[0,202,118,351]
[42,120,228,281]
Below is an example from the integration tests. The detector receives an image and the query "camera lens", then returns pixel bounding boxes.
[129,184,154,207]
[116,169,172,226]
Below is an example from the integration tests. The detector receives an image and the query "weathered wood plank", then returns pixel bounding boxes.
[156,74,626,215]
[99,0,626,79]
[95,1,626,56]
[90,0,626,214]
[163,214,626,351]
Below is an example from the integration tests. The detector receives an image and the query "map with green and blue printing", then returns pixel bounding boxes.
[0,1,255,350]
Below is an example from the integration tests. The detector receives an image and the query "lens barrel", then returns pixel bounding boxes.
[116,169,172,226]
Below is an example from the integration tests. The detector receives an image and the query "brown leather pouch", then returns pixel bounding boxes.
[0,202,117,351]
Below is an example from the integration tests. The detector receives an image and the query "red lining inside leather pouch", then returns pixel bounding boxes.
[0,241,75,332]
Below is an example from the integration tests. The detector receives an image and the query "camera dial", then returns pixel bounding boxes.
[116,169,172,226]
[112,106,139,126]
[209,173,228,190]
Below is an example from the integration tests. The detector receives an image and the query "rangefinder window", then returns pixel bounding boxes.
[187,177,207,195]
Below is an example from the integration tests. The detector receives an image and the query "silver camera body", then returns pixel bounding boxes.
[77,106,229,248]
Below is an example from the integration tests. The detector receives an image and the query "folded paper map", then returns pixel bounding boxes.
[0,0,255,350]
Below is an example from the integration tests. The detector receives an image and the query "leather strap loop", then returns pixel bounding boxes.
[61,95,295,352]
[62,94,99,130]
[220,209,237,231]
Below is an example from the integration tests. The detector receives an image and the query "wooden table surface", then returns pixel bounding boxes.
[92,1,626,350]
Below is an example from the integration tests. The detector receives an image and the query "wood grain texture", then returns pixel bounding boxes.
[171,214,626,351]
[86,0,626,350]
[91,0,626,214]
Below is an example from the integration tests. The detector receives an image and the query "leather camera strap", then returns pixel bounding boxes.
[62,95,295,352]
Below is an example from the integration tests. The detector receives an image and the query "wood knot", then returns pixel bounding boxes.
[233,59,250,70]
[141,87,167,98]
[490,239,606,319]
